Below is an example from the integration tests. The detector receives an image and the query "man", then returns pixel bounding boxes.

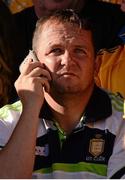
[13,0,125,98]
[0,9,125,178]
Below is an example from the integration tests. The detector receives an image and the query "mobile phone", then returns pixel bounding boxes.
[19,50,39,72]
[19,50,51,92]
[28,50,39,62]
[28,50,51,92]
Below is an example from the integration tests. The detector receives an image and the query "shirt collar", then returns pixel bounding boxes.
[40,85,112,123]
[84,85,112,122]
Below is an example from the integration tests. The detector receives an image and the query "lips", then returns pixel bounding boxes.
[58,72,77,77]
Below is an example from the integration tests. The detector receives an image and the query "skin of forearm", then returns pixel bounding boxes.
[0,107,40,178]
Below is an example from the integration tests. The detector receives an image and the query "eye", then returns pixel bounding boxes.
[74,48,87,55]
[50,48,63,55]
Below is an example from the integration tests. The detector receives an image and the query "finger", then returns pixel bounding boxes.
[31,76,50,93]
[40,77,51,93]
[15,75,50,94]
[20,60,45,76]
[29,67,52,81]
[29,76,50,93]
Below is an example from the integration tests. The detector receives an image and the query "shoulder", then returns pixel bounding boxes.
[0,101,22,147]
[103,89,125,134]
[0,100,22,119]
[108,91,124,114]
[100,88,124,115]
[93,88,125,139]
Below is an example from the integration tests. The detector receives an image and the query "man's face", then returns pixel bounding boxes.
[35,21,95,94]
[32,0,76,17]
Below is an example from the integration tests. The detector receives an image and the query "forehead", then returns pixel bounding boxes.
[38,21,93,46]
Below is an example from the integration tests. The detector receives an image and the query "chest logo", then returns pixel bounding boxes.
[89,138,105,157]
[35,144,49,157]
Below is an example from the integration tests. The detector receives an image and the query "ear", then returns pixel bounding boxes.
[95,54,101,75]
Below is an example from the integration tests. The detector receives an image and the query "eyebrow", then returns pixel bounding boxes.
[48,43,89,48]
[47,43,63,49]
[74,45,90,51]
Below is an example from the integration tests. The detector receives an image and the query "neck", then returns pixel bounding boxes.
[45,85,94,134]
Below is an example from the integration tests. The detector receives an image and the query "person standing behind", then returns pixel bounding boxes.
[94,0,125,98]
[0,9,125,178]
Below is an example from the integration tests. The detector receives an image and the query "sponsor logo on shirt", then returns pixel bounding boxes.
[35,144,49,157]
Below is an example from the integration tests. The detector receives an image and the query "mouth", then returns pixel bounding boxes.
[58,72,77,78]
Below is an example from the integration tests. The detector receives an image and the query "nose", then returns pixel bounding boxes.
[61,50,75,66]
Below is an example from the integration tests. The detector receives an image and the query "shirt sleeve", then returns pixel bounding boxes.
[107,115,125,178]
[0,101,22,148]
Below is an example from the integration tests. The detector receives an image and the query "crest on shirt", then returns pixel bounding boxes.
[89,136,105,157]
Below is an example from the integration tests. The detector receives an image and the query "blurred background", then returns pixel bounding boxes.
[2,0,122,14]
[3,0,33,13]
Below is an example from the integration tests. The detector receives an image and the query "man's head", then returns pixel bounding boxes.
[32,0,85,18]
[32,9,96,95]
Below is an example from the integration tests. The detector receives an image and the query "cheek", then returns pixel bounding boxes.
[44,58,57,72]
[81,60,95,75]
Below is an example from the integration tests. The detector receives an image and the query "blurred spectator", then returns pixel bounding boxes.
[95,45,125,98]
[94,0,125,98]
[0,0,24,106]
[3,0,33,14]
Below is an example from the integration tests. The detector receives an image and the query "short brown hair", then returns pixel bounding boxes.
[32,9,96,54]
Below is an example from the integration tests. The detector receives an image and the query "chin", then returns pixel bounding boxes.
[51,78,84,93]
[56,84,82,94]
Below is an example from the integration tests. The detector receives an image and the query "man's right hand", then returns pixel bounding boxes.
[15,58,51,113]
